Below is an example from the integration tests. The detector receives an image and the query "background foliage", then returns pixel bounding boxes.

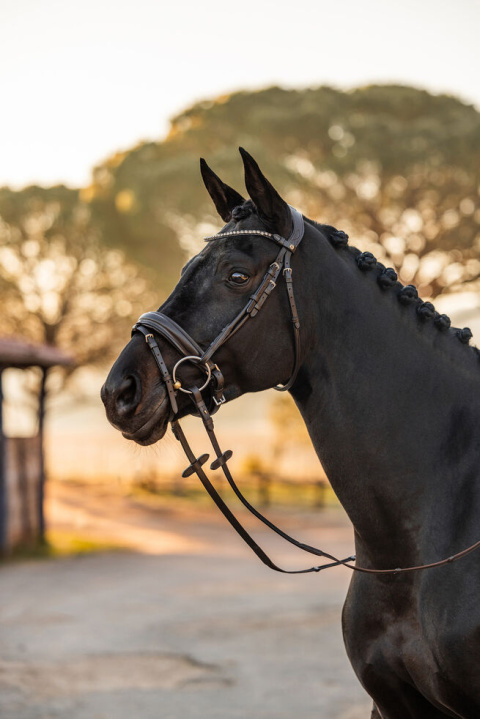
[0,186,156,388]
[87,84,480,298]
[1,84,480,381]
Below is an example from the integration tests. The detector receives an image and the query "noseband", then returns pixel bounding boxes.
[132,207,480,576]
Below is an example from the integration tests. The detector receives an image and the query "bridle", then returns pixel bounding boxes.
[134,205,305,413]
[132,207,480,576]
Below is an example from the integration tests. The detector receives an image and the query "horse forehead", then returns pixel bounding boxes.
[181,214,278,283]
[178,244,219,286]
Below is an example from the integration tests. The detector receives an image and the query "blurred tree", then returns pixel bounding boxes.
[0,186,158,390]
[87,85,480,298]
[269,392,313,471]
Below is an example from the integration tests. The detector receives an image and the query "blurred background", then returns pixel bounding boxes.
[1,1,479,717]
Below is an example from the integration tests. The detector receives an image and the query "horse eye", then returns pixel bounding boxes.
[228,271,250,285]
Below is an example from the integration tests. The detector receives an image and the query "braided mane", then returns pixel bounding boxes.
[204,202,477,362]
[310,219,479,361]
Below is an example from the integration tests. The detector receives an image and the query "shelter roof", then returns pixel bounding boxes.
[0,337,74,369]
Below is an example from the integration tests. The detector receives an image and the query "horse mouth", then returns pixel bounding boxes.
[121,396,170,446]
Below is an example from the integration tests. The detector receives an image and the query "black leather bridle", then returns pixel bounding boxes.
[133,205,305,411]
[132,207,480,576]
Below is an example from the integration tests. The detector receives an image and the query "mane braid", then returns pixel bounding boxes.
[309,219,478,364]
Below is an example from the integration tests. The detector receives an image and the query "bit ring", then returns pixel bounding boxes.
[172,356,211,394]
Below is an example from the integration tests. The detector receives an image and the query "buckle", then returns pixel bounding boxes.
[213,395,226,407]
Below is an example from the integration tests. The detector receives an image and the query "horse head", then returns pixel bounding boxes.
[101,149,309,445]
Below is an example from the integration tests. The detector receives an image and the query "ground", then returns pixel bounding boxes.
[0,481,371,719]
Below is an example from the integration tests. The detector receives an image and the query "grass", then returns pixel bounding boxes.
[47,529,128,556]
[5,529,127,562]
[130,475,341,511]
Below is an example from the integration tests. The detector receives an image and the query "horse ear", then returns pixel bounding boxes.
[200,158,245,222]
[239,147,292,238]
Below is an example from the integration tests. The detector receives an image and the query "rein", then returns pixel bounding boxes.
[132,208,480,576]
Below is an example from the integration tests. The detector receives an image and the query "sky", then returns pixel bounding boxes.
[1,0,479,189]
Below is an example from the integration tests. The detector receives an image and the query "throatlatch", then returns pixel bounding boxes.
[133,206,480,576]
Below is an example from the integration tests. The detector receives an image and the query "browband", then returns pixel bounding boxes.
[204,206,305,253]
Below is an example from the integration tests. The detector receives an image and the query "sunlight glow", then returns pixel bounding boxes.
[1,0,479,188]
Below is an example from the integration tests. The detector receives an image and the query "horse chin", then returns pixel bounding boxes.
[121,396,171,446]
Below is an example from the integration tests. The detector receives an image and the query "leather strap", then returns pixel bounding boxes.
[273,250,302,392]
[171,406,353,575]
[200,251,286,363]
[136,327,179,415]
[179,388,480,576]
[287,205,305,248]
[133,312,202,357]
[200,400,347,564]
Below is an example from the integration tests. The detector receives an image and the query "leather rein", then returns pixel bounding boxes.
[132,207,480,576]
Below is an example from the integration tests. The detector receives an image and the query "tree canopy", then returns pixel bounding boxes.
[0,185,157,387]
[86,84,480,298]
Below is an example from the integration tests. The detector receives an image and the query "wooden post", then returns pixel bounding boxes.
[0,369,6,554]
[37,367,48,544]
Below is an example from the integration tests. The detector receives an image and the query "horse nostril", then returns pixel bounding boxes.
[115,375,141,416]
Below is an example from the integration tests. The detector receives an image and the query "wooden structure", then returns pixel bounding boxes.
[0,338,73,554]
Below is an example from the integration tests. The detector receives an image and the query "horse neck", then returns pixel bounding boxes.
[291,228,480,565]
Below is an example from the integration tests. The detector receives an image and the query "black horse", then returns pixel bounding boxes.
[102,149,480,718]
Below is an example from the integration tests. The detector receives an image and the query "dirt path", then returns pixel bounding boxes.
[0,482,371,719]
